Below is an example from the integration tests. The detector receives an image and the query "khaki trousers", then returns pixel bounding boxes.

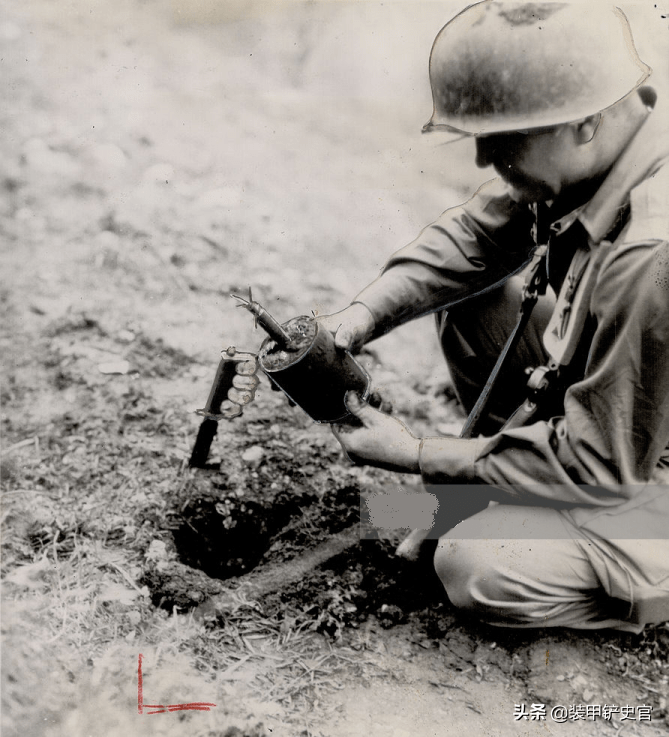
[433,276,663,631]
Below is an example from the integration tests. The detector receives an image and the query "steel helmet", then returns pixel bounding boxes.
[423,1,651,137]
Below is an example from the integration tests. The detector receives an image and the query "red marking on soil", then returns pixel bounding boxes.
[137,653,144,714]
[138,654,216,715]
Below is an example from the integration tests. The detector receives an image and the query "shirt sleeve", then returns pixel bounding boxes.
[354,178,537,337]
[420,239,669,508]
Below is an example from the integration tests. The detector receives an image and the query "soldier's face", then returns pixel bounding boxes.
[475,126,572,203]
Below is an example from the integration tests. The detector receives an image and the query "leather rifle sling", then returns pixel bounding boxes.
[396,244,550,561]
[459,244,549,439]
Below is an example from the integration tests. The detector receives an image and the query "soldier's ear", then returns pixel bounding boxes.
[575,113,602,144]
[638,86,657,112]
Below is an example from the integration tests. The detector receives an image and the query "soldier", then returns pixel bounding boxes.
[326,1,669,631]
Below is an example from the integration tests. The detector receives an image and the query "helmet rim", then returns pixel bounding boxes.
[424,1,651,138]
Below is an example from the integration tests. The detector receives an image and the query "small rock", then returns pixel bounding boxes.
[571,674,588,692]
[117,329,136,343]
[146,539,168,563]
[377,603,405,628]
[242,445,264,463]
[98,359,132,375]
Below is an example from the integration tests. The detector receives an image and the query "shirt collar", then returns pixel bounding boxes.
[546,91,669,245]
[578,92,669,244]
[550,205,587,238]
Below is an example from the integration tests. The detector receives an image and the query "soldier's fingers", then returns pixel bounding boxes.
[228,387,255,405]
[220,400,243,419]
[236,359,258,376]
[232,374,259,391]
[333,326,354,351]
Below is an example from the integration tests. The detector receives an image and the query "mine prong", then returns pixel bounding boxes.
[231,291,293,348]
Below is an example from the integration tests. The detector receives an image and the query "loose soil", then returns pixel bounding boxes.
[2,2,668,737]
[258,316,316,370]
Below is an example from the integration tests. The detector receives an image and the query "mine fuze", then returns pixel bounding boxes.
[233,291,370,423]
[188,291,370,467]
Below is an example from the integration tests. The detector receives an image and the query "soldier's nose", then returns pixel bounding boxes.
[475,136,498,168]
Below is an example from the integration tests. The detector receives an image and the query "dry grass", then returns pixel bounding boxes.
[3,2,669,736]
[1,506,364,736]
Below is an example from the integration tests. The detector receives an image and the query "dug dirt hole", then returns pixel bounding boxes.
[162,475,448,635]
[170,446,362,582]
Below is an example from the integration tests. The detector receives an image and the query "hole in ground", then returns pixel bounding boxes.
[160,444,452,631]
[172,470,362,581]
[168,470,448,630]
[173,492,307,580]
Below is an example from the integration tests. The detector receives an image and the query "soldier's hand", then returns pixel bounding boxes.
[317,303,375,354]
[220,358,259,418]
[332,392,420,473]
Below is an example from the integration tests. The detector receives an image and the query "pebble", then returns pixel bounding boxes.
[98,359,132,375]
[146,539,168,562]
[117,329,136,343]
[242,445,264,463]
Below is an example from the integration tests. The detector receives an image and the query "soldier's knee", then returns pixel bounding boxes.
[434,535,527,615]
[434,537,496,611]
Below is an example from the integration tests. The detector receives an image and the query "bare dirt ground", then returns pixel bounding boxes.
[2,2,669,736]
